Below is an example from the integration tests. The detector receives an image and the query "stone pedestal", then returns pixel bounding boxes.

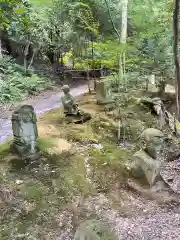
[11,105,39,159]
[133,149,162,186]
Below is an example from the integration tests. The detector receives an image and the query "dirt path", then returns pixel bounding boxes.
[0,81,90,143]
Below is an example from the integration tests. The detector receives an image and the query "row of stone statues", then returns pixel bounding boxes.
[10,83,179,193]
[10,78,113,159]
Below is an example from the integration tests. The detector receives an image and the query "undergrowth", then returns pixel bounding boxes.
[0,56,50,104]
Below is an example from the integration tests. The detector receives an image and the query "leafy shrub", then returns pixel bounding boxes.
[0,56,49,103]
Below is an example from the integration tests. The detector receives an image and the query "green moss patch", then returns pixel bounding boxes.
[88,143,130,192]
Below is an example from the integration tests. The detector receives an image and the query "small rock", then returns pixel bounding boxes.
[16,180,23,185]
[91,143,103,150]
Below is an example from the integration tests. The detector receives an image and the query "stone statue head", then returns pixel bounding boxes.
[20,105,35,123]
[141,128,164,159]
[61,85,70,94]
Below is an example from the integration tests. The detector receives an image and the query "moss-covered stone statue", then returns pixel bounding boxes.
[129,128,166,187]
[11,105,39,159]
[61,85,91,123]
[73,219,116,240]
[61,85,79,115]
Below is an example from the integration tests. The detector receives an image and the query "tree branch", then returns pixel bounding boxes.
[104,0,121,41]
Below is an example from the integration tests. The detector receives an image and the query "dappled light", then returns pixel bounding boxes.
[0,0,180,239]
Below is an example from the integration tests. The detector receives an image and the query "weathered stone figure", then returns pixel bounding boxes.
[129,128,165,187]
[11,105,39,159]
[61,85,91,123]
[61,85,79,115]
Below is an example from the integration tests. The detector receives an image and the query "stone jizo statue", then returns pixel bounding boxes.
[61,85,79,115]
[11,105,39,159]
[61,85,91,123]
[129,128,165,187]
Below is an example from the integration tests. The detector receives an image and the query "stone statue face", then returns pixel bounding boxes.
[62,85,70,94]
[21,111,33,123]
[146,136,164,159]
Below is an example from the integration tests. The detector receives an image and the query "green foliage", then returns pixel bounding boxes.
[0,0,23,30]
[0,56,49,103]
[129,0,174,82]
[71,40,127,69]
[0,0,176,96]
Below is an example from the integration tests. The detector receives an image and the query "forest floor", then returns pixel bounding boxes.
[0,89,180,239]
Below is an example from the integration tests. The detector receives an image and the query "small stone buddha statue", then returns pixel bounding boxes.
[61,85,79,116]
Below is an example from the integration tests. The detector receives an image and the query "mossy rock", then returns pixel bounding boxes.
[74,219,116,240]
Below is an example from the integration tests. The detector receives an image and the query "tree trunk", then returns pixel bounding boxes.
[60,53,65,81]
[118,0,128,141]
[87,68,91,94]
[28,49,36,69]
[104,0,128,142]
[120,0,128,44]
[120,0,128,92]
[158,81,166,97]
[24,43,30,73]
[173,0,180,118]
[0,39,3,58]
[72,48,75,68]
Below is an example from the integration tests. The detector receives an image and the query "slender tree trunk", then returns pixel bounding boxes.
[120,0,128,44]
[60,52,65,81]
[24,43,30,73]
[0,39,3,58]
[120,0,128,91]
[87,68,91,94]
[28,49,36,69]
[173,0,180,118]
[105,0,128,143]
[72,48,75,68]
[117,0,128,141]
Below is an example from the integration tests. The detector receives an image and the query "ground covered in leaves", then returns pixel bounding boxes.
[0,91,180,240]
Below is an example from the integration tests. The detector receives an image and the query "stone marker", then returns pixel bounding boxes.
[96,78,113,105]
[11,105,39,159]
[147,74,158,92]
